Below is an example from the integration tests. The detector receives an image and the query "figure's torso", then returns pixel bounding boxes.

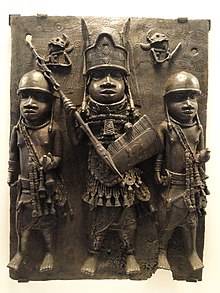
[17,121,62,178]
[160,121,201,173]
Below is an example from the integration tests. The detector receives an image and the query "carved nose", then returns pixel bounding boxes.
[28,97,34,104]
[185,98,192,106]
[25,96,36,107]
[183,98,194,110]
[101,75,115,88]
[104,74,112,84]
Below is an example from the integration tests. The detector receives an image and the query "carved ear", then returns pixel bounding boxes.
[81,18,91,48]
[140,43,151,51]
[146,28,154,43]
[62,33,68,41]
[62,33,70,46]
[121,18,131,47]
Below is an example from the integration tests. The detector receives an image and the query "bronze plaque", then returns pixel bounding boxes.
[8,15,210,282]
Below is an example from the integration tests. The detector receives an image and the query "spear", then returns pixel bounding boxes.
[25,34,122,179]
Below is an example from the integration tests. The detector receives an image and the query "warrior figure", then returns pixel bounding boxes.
[154,71,210,271]
[66,29,153,276]
[7,70,71,273]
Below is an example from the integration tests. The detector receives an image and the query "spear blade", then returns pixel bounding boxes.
[74,111,123,178]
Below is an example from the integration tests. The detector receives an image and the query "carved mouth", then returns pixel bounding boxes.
[100,89,116,94]
[24,109,37,114]
[182,109,194,114]
[182,107,195,114]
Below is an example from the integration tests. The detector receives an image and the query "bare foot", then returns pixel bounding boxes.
[81,256,97,276]
[7,252,24,271]
[157,251,170,270]
[125,255,140,275]
[40,253,54,272]
[188,251,204,271]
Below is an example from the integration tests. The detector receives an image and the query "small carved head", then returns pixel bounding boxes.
[17,70,54,123]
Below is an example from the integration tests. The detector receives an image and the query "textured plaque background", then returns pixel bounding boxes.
[9,15,209,281]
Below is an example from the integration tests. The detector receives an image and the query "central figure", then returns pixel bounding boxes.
[66,27,153,276]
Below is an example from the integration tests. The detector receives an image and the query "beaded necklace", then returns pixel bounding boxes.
[170,120,203,211]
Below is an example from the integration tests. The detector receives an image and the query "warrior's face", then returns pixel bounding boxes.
[88,68,126,104]
[19,91,52,124]
[166,91,199,124]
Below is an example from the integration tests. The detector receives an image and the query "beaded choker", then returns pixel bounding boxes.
[170,117,197,128]
[22,119,51,130]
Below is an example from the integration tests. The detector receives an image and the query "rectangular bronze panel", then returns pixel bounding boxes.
[9,15,210,282]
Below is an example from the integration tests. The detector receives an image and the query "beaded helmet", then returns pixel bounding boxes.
[83,32,129,76]
[82,18,130,76]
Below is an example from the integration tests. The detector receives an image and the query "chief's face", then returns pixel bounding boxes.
[88,69,126,104]
[166,91,199,124]
[19,91,52,124]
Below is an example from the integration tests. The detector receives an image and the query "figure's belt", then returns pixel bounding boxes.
[166,170,186,185]
[20,177,31,189]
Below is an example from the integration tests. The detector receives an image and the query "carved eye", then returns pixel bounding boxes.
[34,93,48,102]
[91,71,105,80]
[110,70,123,80]
[189,92,199,100]
[19,93,29,100]
[169,93,186,103]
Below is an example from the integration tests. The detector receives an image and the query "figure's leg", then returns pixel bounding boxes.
[80,253,98,276]
[40,228,54,272]
[7,229,30,271]
[181,217,204,271]
[157,228,174,270]
[118,228,141,275]
[117,207,140,275]
[81,230,106,276]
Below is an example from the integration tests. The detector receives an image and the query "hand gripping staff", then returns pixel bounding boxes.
[25,34,122,179]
